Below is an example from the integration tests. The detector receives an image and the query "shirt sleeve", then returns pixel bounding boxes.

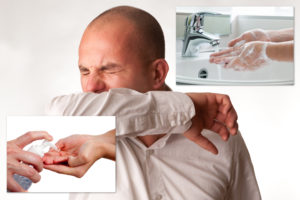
[225,132,262,200]
[45,88,195,137]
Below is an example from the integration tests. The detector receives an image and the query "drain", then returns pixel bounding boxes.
[198,68,208,79]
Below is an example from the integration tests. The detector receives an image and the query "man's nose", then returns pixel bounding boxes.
[85,74,106,93]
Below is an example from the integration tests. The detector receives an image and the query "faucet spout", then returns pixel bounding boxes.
[182,12,221,57]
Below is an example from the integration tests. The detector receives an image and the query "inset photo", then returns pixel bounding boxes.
[7,116,115,193]
[176,7,294,85]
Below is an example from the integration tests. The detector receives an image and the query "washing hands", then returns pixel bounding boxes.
[209,29,272,70]
[209,28,294,70]
[209,41,270,71]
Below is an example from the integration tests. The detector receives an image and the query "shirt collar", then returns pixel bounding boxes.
[129,133,172,151]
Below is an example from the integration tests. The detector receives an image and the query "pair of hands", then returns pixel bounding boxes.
[43,92,238,179]
[7,130,115,192]
[210,29,271,70]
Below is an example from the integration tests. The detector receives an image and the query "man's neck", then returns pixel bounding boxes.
[137,134,166,148]
[138,83,170,147]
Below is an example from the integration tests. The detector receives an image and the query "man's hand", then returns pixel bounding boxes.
[43,130,115,178]
[7,131,53,192]
[185,93,238,154]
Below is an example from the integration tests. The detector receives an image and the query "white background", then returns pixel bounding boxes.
[0,0,299,200]
[7,116,115,193]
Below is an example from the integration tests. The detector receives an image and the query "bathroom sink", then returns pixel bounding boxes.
[176,52,294,85]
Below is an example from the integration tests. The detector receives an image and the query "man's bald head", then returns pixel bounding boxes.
[86,6,165,61]
[78,6,169,93]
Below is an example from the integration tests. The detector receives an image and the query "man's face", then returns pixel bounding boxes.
[78,18,154,93]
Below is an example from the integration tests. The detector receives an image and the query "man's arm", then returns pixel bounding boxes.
[43,89,238,177]
[47,88,237,142]
[46,88,195,138]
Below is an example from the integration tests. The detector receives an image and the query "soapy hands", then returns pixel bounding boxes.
[7,131,53,192]
[185,93,238,154]
[210,28,294,70]
[227,29,271,47]
[43,130,115,178]
[210,41,270,71]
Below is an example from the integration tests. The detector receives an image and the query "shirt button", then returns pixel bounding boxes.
[146,149,154,156]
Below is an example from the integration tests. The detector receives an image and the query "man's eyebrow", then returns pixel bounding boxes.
[101,63,122,68]
[78,63,124,72]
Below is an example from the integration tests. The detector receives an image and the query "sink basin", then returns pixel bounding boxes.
[176,52,294,85]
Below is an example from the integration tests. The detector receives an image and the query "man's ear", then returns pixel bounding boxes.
[150,59,169,90]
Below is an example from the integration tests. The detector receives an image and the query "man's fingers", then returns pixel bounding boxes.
[7,175,26,192]
[216,94,232,115]
[210,121,230,141]
[225,107,238,129]
[215,96,238,136]
[14,131,53,149]
[229,122,239,135]
[16,152,43,172]
[215,112,227,124]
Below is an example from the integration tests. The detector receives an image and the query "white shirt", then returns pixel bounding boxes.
[47,88,261,200]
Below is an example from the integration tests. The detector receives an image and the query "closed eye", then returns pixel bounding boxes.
[99,64,124,74]
[79,66,90,75]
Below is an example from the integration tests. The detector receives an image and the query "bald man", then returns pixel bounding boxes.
[44,6,261,200]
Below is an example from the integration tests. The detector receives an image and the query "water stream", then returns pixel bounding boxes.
[214,46,222,80]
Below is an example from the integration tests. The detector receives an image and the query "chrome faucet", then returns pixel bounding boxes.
[182,12,220,57]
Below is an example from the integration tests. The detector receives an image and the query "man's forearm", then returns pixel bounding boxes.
[46,88,195,138]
